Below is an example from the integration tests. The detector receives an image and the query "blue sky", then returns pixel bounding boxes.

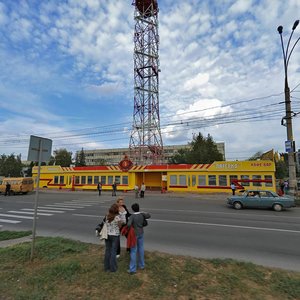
[0,0,299,161]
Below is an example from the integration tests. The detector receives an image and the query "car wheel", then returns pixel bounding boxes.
[273,204,283,212]
[233,201,242,210]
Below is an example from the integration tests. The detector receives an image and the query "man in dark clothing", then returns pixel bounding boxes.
[112,182,117,196]
[97,182,102,196]
[127,203,151,274]
[5,182,11,196]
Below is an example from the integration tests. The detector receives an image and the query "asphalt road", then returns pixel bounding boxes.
[0,190,299,272]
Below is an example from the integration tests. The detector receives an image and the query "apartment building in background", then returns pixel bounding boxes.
[78,143,226,166]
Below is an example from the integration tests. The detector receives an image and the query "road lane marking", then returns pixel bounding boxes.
[72,214,300,234]
[73,214,101,218]
[50,204,85,208]
[8,211,53,216]
[22,208,65,214]
[43,205,76,210]
[151,219,300,234]
[0,219,21,224]
[0,213,34,220]
[143,208,300,219]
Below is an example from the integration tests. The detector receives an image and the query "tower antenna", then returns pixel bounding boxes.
[129,0,164,165]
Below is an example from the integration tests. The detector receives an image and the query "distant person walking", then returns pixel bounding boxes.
[112,182,117,197]
[103,204,126,272]
[140,183,146,198]
[97,182,102,196]
[283,180,289,194]
[127,203,151,274]
[230,182,236,195]
[134,184,139,198]
[4,182,11,196]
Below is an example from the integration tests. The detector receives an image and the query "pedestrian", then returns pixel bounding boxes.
[4,182,11,196]
[127,203,151,274]
[140,182,146,198]
[103,204,126,272]
[112,181,117,196]
[279,180,284,194]
[283,180,289,194]
[116,197,131,257]
[97,182,102,196]
[230,182,236,195]
[134,184,139,198]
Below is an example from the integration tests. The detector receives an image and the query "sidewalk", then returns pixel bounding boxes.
[0,236,32,248]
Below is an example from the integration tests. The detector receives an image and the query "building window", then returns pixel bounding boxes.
[241,175,250,186]
[170,175,177,185]
[265,175,273,187]
[115,176,121,184]
[81,176,86,184]
[122,176,128,185]
[198,175,206,186]
[229,175,238,184]
[253,175,261,186]
[108,176,113,185]
[208,175,216,186]
[192,175,196,186]
[219,175,227,186]
[101,176,106,185]
[179,175,187,186]
[87,176,92,184]
[94,176,99,184]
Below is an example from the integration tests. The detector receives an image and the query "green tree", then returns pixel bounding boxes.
[95,158,106,166]
[52,149,72,167]
[168,133,223,164]
[248,151,263,161]
[275,153,288,179]
[0,153,23,177]
[75,148,86,167]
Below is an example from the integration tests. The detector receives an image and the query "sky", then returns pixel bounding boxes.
[0,0,299,162]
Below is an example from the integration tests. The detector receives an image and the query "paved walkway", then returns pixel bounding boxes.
[0,236,32,248]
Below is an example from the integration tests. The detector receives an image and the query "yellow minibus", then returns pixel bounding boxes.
[0,177,34,195]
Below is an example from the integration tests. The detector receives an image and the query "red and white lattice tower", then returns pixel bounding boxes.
[129,0,163,165]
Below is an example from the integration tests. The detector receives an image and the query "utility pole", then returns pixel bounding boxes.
[277,20,299,197]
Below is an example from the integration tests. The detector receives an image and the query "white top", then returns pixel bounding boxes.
[106,214,125,236]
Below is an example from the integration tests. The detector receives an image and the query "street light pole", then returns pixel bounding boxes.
[277,20,300,197]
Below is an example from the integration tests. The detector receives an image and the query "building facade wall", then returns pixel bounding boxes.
[78,143,226,166]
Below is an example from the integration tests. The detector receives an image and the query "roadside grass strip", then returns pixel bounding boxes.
[0,233,299,300]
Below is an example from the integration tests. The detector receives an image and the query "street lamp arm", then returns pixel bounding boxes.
[285,30,295,66]
[279,34,288,75]
[287,36,300,67]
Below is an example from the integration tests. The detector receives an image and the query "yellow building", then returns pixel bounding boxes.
[32,160,276,194]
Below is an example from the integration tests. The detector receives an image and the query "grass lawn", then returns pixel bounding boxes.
[0,231,300,300]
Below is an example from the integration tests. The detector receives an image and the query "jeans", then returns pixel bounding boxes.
[129,234,144,273]
[104,235,119,272]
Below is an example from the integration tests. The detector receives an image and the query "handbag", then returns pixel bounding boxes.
[95,217,105,236]
[99,222,108,240]
[142,214,148,227]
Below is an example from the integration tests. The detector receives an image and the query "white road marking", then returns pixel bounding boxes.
[151,219,300,234]
[8,211,53,216]
[61,203,92,206]
[144,208,300,219]
[0,213,34,220]
[0,219,21,224]
[73,214,100,218]
[50,204,85,208]
[72,213,300,234]
[43,205,76,210]
[22,208,65,214]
